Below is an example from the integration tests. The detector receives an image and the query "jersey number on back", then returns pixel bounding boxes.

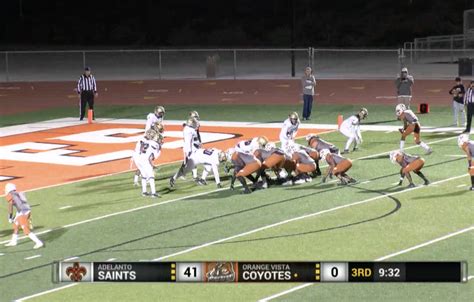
[140,141,149,154]
[203,149,214,156]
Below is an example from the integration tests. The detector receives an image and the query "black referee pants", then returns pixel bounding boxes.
[465,103,474,133]
[80,91,94,120]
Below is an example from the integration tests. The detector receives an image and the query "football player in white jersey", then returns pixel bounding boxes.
[174,148,227,188]
[340,108,368,154]
[169,117,201,187]
[145,106,165,131]
[133,129,163,198]
[279,112,300,154]
[235,136,268,154]
[133,122,164,185]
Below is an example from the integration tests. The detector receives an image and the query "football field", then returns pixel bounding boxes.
[0,104,473,302]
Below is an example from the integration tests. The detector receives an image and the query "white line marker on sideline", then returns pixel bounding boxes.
[106,258,117,262]
[59,206,72,210]
[457,184,467,188]
[259,225,474,301]
[0,253,4,256]
[63,257,79,261]
[360,181,371,184]
[24,255,41,260]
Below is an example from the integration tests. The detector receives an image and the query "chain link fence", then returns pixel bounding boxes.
[0,47,472,82]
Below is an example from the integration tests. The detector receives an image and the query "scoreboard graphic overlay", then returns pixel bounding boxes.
[55,261,469,283]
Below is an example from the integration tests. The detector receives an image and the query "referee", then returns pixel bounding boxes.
[464,80,474,133]
[77,67,98,121]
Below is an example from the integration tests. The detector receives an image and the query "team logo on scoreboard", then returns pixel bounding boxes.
[205,262,236,282]
[65,262,88,282]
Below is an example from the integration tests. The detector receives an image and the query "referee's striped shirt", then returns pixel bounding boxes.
[465,87,474,104]
[77,74,97,93]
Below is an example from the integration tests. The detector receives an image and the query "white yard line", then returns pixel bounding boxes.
[260,225,474,302]
[24,255,41,260]
[360,181,371,184]
[106,258,117,262]
[15,284,78,302]
[15,173,470,302]
[152,173,467,261]
[59,206,73,210]
[0,135,458,245]
[0,188,227,245]
[456,184,467,188]
[63,256,79,262]
[376,225,474,261]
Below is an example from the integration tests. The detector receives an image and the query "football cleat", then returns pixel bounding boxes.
[341,149,350,154]
[5,241,17,247]
[33,242,44,249]
[407,183,416,188]
[142,192,150,197]
[169,177,175,188]
[425,148,433,155]
[150,193,161,198]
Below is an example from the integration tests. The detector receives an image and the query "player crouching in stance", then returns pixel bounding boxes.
[253,142,291,188]
[458,134,474,191]
[319,149,356,185]
[340,108,368,154]
[389,150,429,188]
[229,150,262,194]
[395,104,432,155]
[172,148,227,188]
[4,183,44,249]
[133,129,163,198]
[306,134,339,176]
[285,146,317,185]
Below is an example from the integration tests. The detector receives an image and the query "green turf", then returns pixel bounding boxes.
[0,104,473,302]
[0,103,462,128]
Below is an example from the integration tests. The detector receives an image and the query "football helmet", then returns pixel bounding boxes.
[154,106,165,117]
[289,112,300,125]
[145,129,157,140]
[185,117,199,129]
[153,122,164,133]
[257,136,268,148]
[359,108,368,119]
[218,150,228,162]
[458,134,469,148]
[389,150,402,164]
[395,104,406,117]
[4,183,16,195]
[265,142,276,151]
[189,111,200,120]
